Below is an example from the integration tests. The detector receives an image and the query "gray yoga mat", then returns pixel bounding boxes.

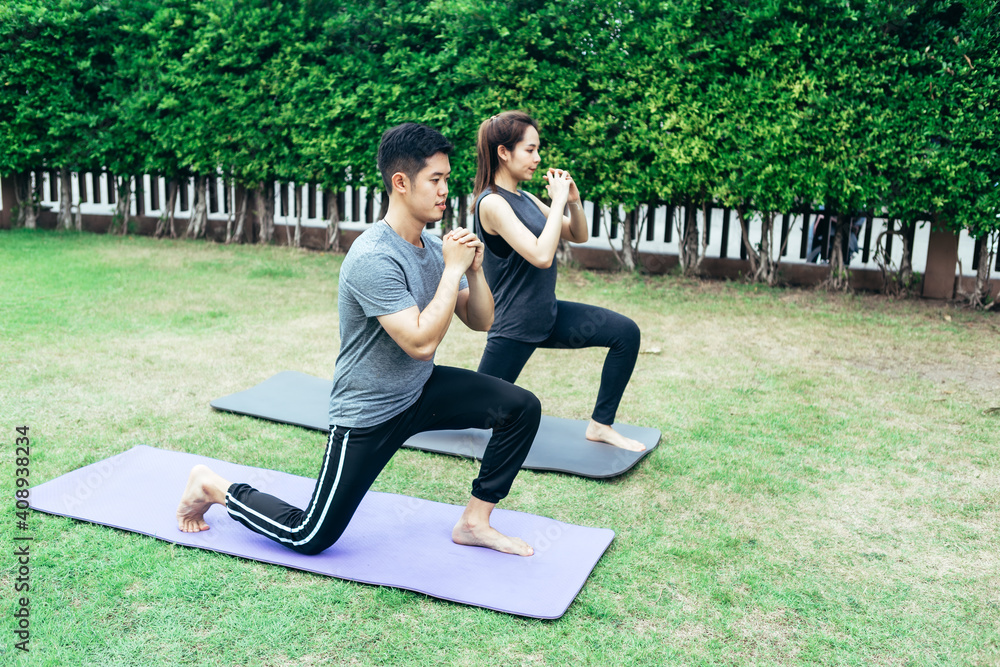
[210,371,660,479]
[30,445,615,619]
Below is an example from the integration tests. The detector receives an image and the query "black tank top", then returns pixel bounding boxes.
[474,186,558,343]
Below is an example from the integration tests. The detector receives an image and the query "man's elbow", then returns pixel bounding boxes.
[405,341,437,362]
[530,255,554,269]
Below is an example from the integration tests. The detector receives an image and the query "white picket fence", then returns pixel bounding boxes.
[5,171,994,278]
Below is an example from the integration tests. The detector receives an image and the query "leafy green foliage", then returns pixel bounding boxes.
[0,0,996,253]
[0,0,117,174]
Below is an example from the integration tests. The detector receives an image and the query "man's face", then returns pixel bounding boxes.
[403,152,451,223]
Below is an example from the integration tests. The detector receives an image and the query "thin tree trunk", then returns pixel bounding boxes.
[759,211,777,285]
[230,185,248,244]
[735,204,762,278]
[10,171,26,227]
[155,188,168,238]
[600,205,629,271]
[264,182,275,243]
[898,219,914,290]
[874,220,898,295]
[197,175,209,238]
[224,181,233,241]
[25,172,40,229]
[256,182,274,244]
[12,171,37,228]
[678,199,700,276]
[824,212,850,291]
[766,210,795,286]
[293,184,302,248]
[58,167,73,229]
[603,206,637,272]
[255,183,267,244]
[621,209,636,271]
[873,229,894,295]
[186,176,208,239]
[696,200,710,275]
[676,201,687,274]
[167,180,179,238]
[283,183,292,246]
[871,217,916,296]
[156,179,179,238]
[231,182,247,242]
[961,230,999,309]
[326,190,341,252]
[975,232,998,310]
[114,176,132,235]
[633,206,647,268]
[73,172,82,232]
[224,185,234,243]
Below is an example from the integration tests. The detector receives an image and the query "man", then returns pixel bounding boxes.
[176,123,539,557]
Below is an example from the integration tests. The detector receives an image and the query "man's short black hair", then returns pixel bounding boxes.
[377,123,454,192]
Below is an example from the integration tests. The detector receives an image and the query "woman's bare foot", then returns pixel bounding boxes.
[452,497,533,556]
[586,420,646,452]
[176,464,231,533]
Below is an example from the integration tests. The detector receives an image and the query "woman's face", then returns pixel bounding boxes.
[501,125,542,183]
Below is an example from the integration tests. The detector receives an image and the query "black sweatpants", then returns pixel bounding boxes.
[477,300,640,426]
[225,365,540,555]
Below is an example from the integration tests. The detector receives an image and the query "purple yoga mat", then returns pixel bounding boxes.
[29,446,614,619]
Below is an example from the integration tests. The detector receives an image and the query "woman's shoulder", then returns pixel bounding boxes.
[476,186,514,202]
[519,189,545,209]
[477,189,514,215]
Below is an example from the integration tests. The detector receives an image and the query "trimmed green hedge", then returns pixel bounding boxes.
[1,0,997,239]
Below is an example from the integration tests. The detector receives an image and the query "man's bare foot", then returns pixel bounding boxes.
[176,464,231,533]
[586,420,646,452]
[452,520,534,556]
[452,496,533,556]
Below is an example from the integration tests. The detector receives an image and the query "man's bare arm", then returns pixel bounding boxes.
[377,234,475,360]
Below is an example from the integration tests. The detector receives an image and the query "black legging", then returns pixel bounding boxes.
[225,365,540,555]
[477,300,640,426]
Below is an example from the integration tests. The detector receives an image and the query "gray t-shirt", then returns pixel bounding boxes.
[328,221,467,428]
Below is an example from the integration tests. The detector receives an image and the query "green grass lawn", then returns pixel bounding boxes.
[2,229,998,666]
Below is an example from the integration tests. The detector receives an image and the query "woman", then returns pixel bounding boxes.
[472,111,644,452]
